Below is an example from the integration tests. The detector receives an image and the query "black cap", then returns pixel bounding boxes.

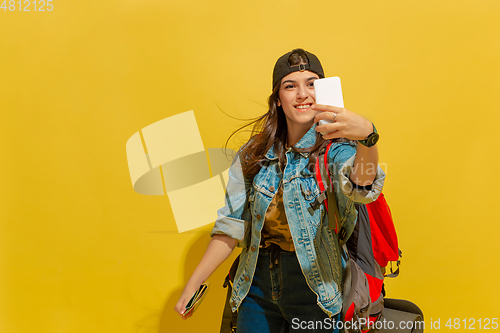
[272,49,324,88]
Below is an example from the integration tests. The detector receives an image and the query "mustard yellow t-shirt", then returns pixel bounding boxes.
[260,184,295,251]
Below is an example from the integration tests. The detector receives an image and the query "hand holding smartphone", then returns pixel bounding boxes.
[313,77,344,134]
[183,282,210,317]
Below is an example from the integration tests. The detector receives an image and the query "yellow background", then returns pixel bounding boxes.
[1,0,499,332]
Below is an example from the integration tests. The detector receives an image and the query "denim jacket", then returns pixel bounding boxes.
[211,123,385,317]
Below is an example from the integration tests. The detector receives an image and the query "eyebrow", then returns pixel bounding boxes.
[282,76,318,85]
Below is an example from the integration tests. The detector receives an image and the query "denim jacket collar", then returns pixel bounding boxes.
[264,123,317,160]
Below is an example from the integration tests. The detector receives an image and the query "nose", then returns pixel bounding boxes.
[296,84,308,100]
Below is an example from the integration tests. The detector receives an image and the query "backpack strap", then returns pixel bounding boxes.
[320,149,341,234]
[384,249,402,278]
[309,141,342,234]
[220,256,240,333]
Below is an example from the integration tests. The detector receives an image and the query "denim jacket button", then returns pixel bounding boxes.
[250,246,256,252]
[256,214,262,220]
[244,276,250,281]
[269,186,275,192]
[231,301,236,307]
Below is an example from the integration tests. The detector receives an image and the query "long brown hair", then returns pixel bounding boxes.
[224,49,345,181]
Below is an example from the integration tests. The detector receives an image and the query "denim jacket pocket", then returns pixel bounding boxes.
[299,166,320,198]
[299,177,320,200]
[252,174,280,212]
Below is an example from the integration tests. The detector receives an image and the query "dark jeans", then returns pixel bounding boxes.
[237,245,340,333]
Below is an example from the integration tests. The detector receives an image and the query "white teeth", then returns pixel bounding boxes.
[295,105,310,109]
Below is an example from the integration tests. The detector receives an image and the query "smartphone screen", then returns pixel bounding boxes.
[314,76,344,108]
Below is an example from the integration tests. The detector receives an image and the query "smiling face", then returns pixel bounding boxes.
[278,70,319,135]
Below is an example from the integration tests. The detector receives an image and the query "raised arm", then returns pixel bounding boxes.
[313,104,379,186]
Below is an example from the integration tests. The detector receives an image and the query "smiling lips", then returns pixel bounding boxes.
[294,104,312,111]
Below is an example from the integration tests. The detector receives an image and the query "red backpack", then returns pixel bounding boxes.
[313,141,406,332]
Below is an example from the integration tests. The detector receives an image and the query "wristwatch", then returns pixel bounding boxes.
[358,123,379,147]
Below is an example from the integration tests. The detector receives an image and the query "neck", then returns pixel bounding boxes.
[286,120,314,147]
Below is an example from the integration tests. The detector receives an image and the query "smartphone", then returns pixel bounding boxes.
[313,77,344,134]
[183,282,210,316]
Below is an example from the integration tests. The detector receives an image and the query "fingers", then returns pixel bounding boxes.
[313,105,344,124]
[174,299,190,319]
[182,309,194,320]
[321,130,344,140]
[174,306,184,318]
[314,111,336,123]
[313,105,373,141]
[311,104,344,112]
[316,121,341,134]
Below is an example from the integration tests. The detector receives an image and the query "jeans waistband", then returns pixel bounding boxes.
[258,243,294,254]
[259,243,295,269]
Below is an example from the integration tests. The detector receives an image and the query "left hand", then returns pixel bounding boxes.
[312,104,373,141]
[175,283,200,320]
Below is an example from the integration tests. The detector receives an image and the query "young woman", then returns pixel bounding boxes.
[174,48,385,332]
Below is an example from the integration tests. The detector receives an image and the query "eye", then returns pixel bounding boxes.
[307,78,317,87]
[285,84,294,89]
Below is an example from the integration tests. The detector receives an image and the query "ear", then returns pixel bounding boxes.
[277,98,281,107]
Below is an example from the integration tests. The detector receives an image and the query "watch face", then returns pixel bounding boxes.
[367,133,380,147]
